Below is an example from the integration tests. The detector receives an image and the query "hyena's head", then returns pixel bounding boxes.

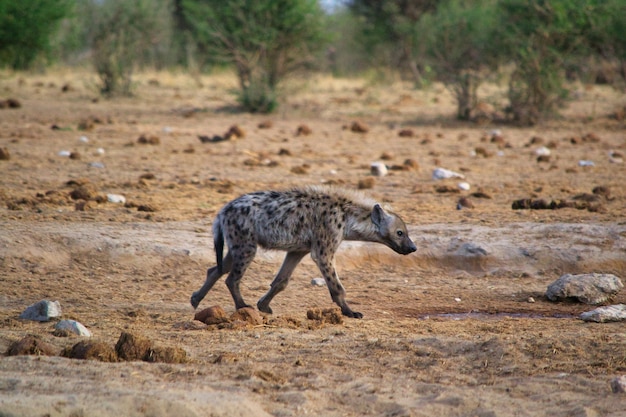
[371,204,417,255]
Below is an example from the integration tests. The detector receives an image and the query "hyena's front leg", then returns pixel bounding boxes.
[225,243,257,310]
[311,247,363,319]
[191,252,233,309]
[258,251,308,314]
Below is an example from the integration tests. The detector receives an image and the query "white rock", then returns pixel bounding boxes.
[96,147,105,155]
[370,162,388,177]
[454,297,462,303]
[534,146,551,156]
[58,150,71,157]
[546,273,623,305]
[89,162,105,168]
[162,126,173,133]
[311,278,326,287]
[432,167,465,180]
[79,136,89,143]
[458,182,470,191]
[55,319,92,337]
[107,194,126,204]
[19,300,62,322]
[580,304,626,323]
[528,297,535,303]
[578,160,595,167]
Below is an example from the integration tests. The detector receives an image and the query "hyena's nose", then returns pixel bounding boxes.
[407,240,417,253]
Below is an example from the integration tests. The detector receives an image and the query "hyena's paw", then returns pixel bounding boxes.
[342,308,364,319]
[190,292,201,309]
[257,301,273,315]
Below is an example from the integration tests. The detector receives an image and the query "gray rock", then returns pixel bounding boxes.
[19,300,62,322]
[610,375,626,393]
[311,278,326,287]
[54,319,92,337]
[546,273,623,304]
[580,304,626,323]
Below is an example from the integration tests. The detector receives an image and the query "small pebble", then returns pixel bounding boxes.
[311,278,326,287]
[528,297,535,303]
[107,194,126,204]
[370,162,388,177]
[458,182,470,191]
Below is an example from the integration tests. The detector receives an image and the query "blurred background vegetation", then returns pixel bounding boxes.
[0,0,624,122]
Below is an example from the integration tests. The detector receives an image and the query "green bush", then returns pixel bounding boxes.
[89,0,172,96]
[418,0,500,120]
[0,0,71,69]
[181,0,327,113]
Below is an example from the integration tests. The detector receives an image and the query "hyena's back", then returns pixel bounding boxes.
[216,187,357,252]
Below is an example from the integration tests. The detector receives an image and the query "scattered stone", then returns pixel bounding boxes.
[89,162,105,169]
[74,201,92,211]
[0,147,10,160]
[311,278,326,287]
[528,297,536,303]
[194,305,229,325]
[580,304,626,323]
[474,147,491,158]
[370,162,388,177]
[546,273,623,305]
[435,185,460,193]
[358,177,375,189]
[296,124,312,136]
[136,204,157,212]
[537,155,550,163]
[63,341,117,362]
[398,129,414,137]
[511,198,574,210]
[19,300,62,322]
[290,165,309,174]
[230,307,263,326]
[0,98,22,109]
[432,167,465,180]
[534,146,551,156]
[592,186,611,199]
[306,307,343,324]
[54,320,92,337]
[58,150,71,157]
[258,120,273,129]
[379,151,393,160]
[350,121,369,133]
[578,160,595,167]
[69,151,81,160]
[278,148,292,156]
[225,124,246,139]
[609,150,623,164]
[6,336,57,356]
[137,134,160,145]
[107,194,126,204]
[458,182,470,191]
[610,375,626,393]
[457,197,474,209]
[403,159,419,170]
[115,331,153,361]
[144,346,187,364]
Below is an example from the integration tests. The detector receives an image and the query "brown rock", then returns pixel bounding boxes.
[398,129,414,137]
[306,308,343,324]
[258,120,273,129]
[350,121,369,133]
[63,341,117,362]
[0,147,10,160]
[380,152,393,160]
[230,307,263,326]
[296,124,312,136]
[69,184,97,201]
[457,197,474,208]
[69,151,81,160]
[6,335,57,356]
[403,159,419,170]
[115,332,152,361]
[137,134,160,145]
[225,125,246,139]
[194,305,229,325]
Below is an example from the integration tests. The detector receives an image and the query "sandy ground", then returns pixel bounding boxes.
[0,69,625,416]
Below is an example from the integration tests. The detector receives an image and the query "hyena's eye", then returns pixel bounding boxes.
[396,230,404,237]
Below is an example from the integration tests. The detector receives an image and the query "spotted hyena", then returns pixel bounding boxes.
[190,186,416,318]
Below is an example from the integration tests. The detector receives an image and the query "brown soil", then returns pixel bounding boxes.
[0,70,625,416]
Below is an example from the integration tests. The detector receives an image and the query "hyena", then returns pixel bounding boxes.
[190,186,417,318]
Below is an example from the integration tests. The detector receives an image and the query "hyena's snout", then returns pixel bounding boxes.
[401,238,417,255]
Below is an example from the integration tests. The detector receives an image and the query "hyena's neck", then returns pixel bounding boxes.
[343,205,379,243]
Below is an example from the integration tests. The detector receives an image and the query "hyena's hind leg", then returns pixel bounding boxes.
[190,252,233,309]
[225,243,257,310]
[257,251,308,314]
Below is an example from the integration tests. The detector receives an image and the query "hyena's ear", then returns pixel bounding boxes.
[371,204,387,229]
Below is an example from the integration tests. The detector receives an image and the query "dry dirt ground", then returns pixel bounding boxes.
[0,70,625,417]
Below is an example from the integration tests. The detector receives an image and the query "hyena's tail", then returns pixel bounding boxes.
[214,220,225,274]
